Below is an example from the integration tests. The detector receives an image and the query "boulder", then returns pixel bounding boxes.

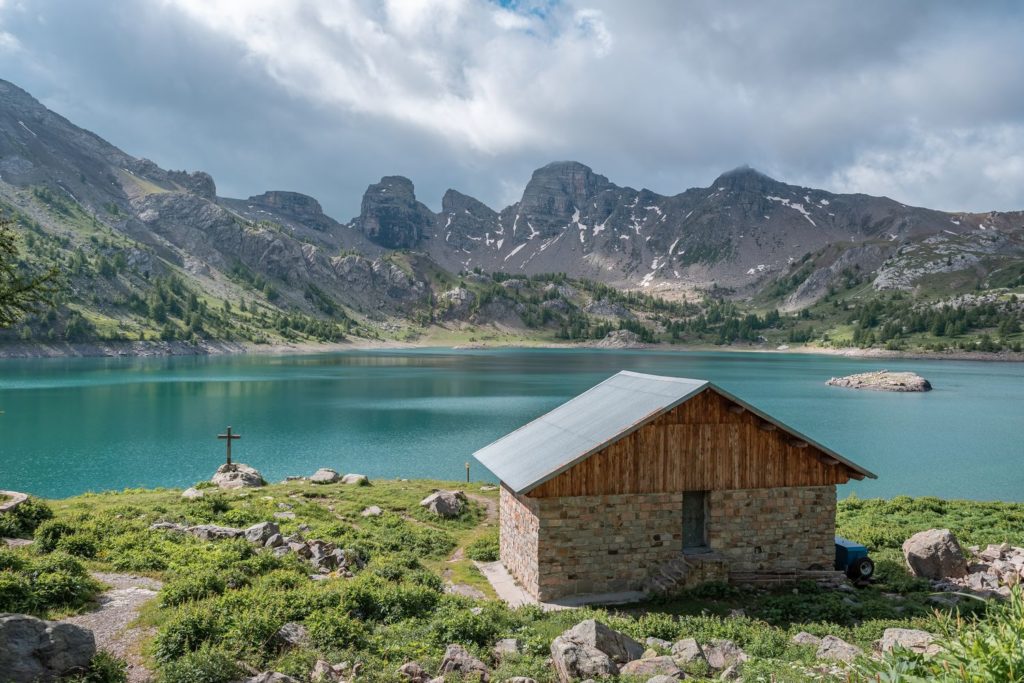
[341,473,369,486]
[265,533,284,548]
[188,524,244,541]
[0,613,96,683]
[361,505,383,517]
[398,662,431,683]
[670,637,705,665]
[903,529,968,579]
[310,468,340,484]
[719,663,743,680]
[245,521,281,545]
[550,619,643,682]
[211,462,265,489]
[181,487,204,500]
[791,632,822,647]
[646,637,672,650]
[244,674,300,683]
[492,637,522,662]
[420,490,468,518]
[702,640,748,671]
[646,677,680,683]
[874,628,940,655]
[310,660,345,682]
[816,635,863,662]
[438,644,490,681]
[274,622,309,648]
[618,656,684,678]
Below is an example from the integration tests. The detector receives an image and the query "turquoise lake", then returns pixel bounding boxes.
[0,348,1021,500]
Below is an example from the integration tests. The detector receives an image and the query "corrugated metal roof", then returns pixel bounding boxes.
[473,370,876,494]
[473,371,708,494]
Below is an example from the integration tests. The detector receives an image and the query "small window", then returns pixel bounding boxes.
[682,491,708,551]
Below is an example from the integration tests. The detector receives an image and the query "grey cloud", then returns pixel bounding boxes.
[0,0,1022,217]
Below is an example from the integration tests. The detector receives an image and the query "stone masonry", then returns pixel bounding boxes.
[707,485,836,573]
[500,484,837,600]
[500,485,541,597]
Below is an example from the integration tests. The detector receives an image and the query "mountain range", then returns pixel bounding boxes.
[1,77,1022,351]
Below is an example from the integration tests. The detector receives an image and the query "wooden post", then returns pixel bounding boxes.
[465,461,470,483]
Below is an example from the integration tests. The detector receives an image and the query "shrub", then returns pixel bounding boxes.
[161,572,227,607]
[57,534,99,559]
[0,551,97,615]
[0,570,33,612]
[306,610,367,651]
[0,498,53,538]
[63,651,128,683]
[160,645,239,683]
[34,519,75,553]
[465,531,499,562]
[155,605,225,662]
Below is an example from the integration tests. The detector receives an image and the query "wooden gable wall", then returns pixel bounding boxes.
[526,387,856,498]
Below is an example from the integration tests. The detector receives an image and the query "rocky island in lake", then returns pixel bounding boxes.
[826,370,932,392]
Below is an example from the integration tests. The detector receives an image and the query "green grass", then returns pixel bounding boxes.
[6,487,1024,681]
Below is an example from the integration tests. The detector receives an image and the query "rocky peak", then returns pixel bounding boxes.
[441,189,497,219]
[519,161,612,216]
[353,176,435,249]
[249,191,323,218]
[710,166,780,194]
[169,170,217,200]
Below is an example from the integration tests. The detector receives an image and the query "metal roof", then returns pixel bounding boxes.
[473,370,875,494]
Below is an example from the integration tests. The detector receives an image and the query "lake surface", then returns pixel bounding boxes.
[0,348,1021,500]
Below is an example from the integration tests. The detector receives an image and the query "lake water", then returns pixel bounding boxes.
[0,348,1021,501]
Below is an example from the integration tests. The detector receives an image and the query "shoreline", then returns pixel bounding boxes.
[0,337,1022,363]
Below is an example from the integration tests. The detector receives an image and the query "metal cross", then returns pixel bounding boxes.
[217,426,241,466]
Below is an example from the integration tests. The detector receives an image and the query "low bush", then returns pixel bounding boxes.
[465,530,499,561]
[0,497,53,538]
[0,550,99,615]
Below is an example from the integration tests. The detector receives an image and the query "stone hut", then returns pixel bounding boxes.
[473,371,875,601]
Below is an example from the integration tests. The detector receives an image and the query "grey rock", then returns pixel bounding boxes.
[874,628,940,655]
[703,639,748,671]
[646,637,672,650]
[816,635,863,662]
[211,462,264,489]
[0,613,97,683]
[275,622,309,648]
[265,533,284,548]
[181,486,204,499]
[361,505,383,517]
[719,663,743,680]
[826,370,931,392]
[671,638,706,665]
[550,619,644,683]
[244,674,301,683]
[310,468,340,484]
[492,638,522,662]
[341,473,369,485]
[353,175,434,249]
[595,329,643,348]
[646,676,681,683]
[245,521,280,545]
[274,511,296,520]
[791,632,822,647]
[903,529,968,579]
[420,490,468,518]
[438,644,490,681]
[504,678,537,683]
[398,661,430,683]
[619,655,684,678]
[188,524,244,541]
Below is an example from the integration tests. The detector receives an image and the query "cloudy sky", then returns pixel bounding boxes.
[1,0,1023,217]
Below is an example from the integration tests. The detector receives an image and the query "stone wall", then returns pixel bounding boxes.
[534,491,684,600]
[499,484,837,601]
[707,485,836,573]
[499,485,540,597]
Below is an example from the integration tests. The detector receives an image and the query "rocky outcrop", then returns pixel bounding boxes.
[826,370,932,392]
[594,329,643,348]
[247,191,332,230]
[211,463,265,489]
[420,490,468,518]
[0,613,96,682]
[903,529,968,579]
[353,176,435,249]
[934,541,1024,598]
[244,521,280,545]
[341,473,369,486]
[439,287,476,320]
[549,620,643,683]
[670,637,706,666]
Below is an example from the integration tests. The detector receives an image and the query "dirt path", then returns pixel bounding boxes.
[465,492,497,523]
[62,572,163,683]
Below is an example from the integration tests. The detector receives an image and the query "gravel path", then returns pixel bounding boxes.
[62,572,163,683]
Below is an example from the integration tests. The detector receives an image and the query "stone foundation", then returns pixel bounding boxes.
[499,484,837,601]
